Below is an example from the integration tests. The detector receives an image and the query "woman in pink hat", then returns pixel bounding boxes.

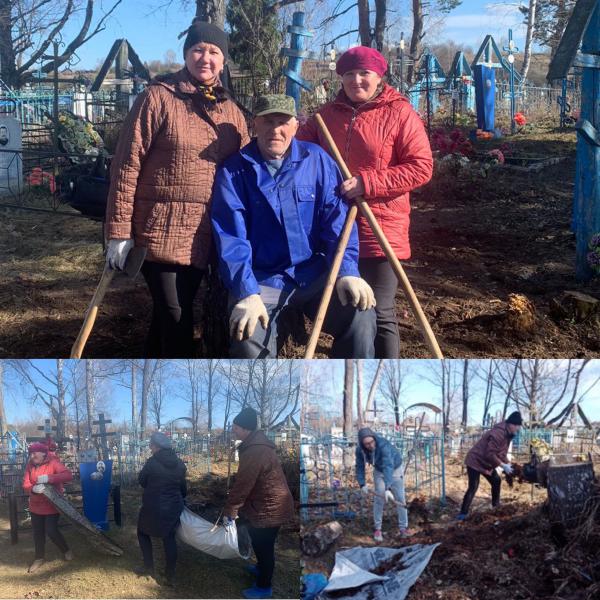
[22,442,73,572]
[297,46,433,358]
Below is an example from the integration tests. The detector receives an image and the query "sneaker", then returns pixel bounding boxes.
[456,513,468,521]
[64,550,74,561]
[398,527,414,538]
[242,585,273,599]
[373,529,383,542]
[27,559,45,573]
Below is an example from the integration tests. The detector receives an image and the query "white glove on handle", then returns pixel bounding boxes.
[230,294,269,341]
[36,475,49,484]
[106,239,134,271]
[501,463,513,475]
[336,276,376,311]
[32,484,45,494]
[385,490,396,503]
[360,485,369,496]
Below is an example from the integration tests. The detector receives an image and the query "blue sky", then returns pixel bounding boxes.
[2,360,300,430]
[52,1,530,70]
[3,360,599,430]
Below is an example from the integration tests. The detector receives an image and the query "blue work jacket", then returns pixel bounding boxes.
[355,434,403,488]
[211,138,360,301]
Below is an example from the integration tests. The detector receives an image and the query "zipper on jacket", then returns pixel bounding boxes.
[344,109,358,163]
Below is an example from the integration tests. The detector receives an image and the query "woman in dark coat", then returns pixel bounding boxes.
[136,432,187,586]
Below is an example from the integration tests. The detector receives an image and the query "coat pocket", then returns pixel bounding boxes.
[294,185,317,230]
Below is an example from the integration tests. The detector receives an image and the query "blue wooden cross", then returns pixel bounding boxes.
[502,29,520,134]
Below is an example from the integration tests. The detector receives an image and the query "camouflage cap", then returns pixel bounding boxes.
[253,94,297,118]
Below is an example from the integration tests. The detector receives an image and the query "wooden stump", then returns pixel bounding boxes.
[550,291,600,324]
[547,461,595,527]
[301,520,343,557]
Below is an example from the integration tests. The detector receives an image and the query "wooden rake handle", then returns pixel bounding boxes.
[304,204,359,358]
[314,113,443,359]
[70,265,115,358]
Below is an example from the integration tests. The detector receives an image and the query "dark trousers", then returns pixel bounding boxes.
[248,525,280,589]
[359,257,400,358]
[229,275,376,359]
[141,261,205,357]
[460,466,502,514]
[31,513,69,559]
[137,528,178,580]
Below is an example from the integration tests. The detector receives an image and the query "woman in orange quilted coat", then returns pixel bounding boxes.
[22,442,73,573]
[297,47,433,358]
[105,20,249,357]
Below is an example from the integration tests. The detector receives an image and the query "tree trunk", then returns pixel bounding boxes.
[207,360,214,432]
[131,361,138,443]
[56,359,66,442]
[141,360,152,440]
[301,521,344,557]
[356,360,363,428]
[408,0,424,85]
[0,0,17,88]
[85,359,95,441]
[357,0,372,47]
[343,360,354,468]
[196,0,226,28]
[373,0,387,52]
[521,0,538,80]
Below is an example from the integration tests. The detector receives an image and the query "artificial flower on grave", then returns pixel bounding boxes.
[514,112,527,127]
[587,233,600,275]
[486,149,505,165]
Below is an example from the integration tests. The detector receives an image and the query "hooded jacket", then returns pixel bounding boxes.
[297,84,433,260]
[465,421,513,476]
[23,455,73,516]
[355,427,403,489]
[137,447,187,537]
[224,430,294,528]
[105,68,250,268]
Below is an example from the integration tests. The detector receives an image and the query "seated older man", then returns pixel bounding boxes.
[211,94,376,358]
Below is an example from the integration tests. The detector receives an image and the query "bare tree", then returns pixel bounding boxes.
[520,0,539,80]
[364,359,384,423]
[356,359,363,428]
[85,359,95,440]
[0,0,124,89]
[380,360,409,427]
[140,360,160,440]
[0,361,6,435]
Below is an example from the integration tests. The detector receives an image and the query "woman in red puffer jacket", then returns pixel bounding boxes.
[22,442,73,572]
[297,46,433,357]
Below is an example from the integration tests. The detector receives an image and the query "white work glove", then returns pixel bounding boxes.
[222,516,234,531]
[106,239,134,271]
[385,490,396,503]
[501,463,513,475]
[229,294,269,341]
[360,485,369,496]
[336,276,376,311]
[32,484,45,494]
[36,475,49,484]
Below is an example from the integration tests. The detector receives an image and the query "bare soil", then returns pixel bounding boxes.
[0,125,598,358]
[301,460,600,600]
[0,472,300,599]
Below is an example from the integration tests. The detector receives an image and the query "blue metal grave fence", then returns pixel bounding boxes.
[300,431,446,522]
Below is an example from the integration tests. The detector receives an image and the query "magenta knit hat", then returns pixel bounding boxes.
[336,46,388,76]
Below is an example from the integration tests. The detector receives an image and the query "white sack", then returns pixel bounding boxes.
[176,507,250,560]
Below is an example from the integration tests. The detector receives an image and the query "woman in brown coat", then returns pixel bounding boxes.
[105,20,249,357]
[223,408,294,599]
[457,411,522,520]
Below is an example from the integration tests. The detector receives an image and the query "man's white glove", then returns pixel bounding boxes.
[385,490,396,503]
[36,475,49,484]
[230,294,269,341]
[336,276,376,311]
[222,516,234,531]
[360,484,369,496]
[32,484,45,494]
[500,463,513,475]
[106,239,134,271]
